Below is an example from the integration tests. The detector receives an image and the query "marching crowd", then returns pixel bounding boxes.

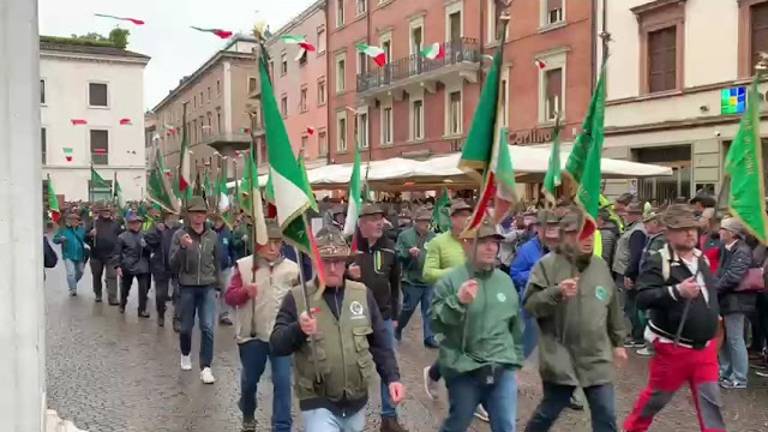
[43,190,768,432]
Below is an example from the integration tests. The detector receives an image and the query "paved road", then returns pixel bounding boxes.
[45,262,768,431]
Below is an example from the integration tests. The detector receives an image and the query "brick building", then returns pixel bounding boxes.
[324,0,598,174]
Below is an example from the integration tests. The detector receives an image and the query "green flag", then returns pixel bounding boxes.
[343,143,362,237]
[113,172,125,210]
[259,50,325,286]
[724,74,768,243]
[565,67,607,237]
[47,174,61,223]
[203,170,213,202]
[432,188,451,232]
[90,165,110,189]
[148,147,179,213]
[543,118,562,204]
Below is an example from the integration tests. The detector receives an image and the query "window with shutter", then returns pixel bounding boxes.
[751,2,768,71]
[544,68,562,120]
[648,27,677,93]
[89,83,108,107]
[90,130,109,165]
[547,0,563,24]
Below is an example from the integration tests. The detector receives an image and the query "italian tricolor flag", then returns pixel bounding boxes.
[47,174,60,223]
[178,107,191,199]
[343,142,362,238]
[63,147,73,162]
[420,42,445,60]
[280,34,316,52]
[356,43,387,67]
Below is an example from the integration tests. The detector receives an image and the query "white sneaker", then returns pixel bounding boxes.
[423,366,439,400]
[200,367,215,384]
[474,404,490,422]
[636,346,653,357]
[180,354,192,371]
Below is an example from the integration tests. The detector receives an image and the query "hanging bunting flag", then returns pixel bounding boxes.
[280,34,316,52]
[93,148,107,155]
[178,106,192,199]
[420,42,446,61]
[94,13,144,25]
[190,26,233,39]
[534,58,547,69]
[71,119,87,126]
[355,43,387,67]
[306,126,316,136]
[63,147,74,162]
[119,118,132,125]
[294,48,308,62]
[47,174,61,223]
[240,127,252,134]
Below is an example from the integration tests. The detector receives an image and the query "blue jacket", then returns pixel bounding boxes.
[215,226,237,270]
[509,236,545,294]
[53,226,87,262]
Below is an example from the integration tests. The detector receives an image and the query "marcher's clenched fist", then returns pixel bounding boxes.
[624,276,635,290]
[458,279,479,304]
[677,276,700,299]
[559,278,579,298]
[89,229,97,237]
[116,267,123,278]
[389,382,406,404]
[299,310,319,336]
[409,247,421,258]
[180,233,194,248]
[348,263,361,280]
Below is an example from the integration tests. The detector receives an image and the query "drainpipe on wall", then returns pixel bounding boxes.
[324,0,332,165]
[591,0,598,95]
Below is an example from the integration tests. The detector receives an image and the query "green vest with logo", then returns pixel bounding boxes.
[291,280,374,402]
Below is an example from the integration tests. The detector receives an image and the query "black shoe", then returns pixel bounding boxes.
[94,297,103,303]
[424,337,439,349]
[108,300,120,306]
[119,305,125,314]
[138,310,150,319]
[69,291,77,297]
[158,315,165,327]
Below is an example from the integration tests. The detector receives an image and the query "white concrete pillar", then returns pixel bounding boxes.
[0,0,47,431]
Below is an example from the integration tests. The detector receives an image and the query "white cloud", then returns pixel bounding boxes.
[39,0,315,109]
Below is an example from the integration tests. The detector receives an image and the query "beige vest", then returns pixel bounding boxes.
[234,255,300,344]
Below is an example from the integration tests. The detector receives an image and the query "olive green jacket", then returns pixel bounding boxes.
[524,253,625,387]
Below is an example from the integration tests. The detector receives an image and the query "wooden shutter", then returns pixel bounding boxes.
[752,3,768,71]
[545,68,562,117]
[648,26,677,93]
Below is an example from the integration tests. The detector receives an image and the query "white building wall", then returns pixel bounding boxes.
[41,54,147,202]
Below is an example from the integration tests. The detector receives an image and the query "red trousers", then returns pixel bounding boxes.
[624,340,725,432]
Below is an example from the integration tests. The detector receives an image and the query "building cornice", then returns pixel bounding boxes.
[631,0,687,17]
[267,0,327,44]
[40,51,149,66]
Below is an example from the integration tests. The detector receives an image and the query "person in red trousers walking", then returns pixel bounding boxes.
[623,204,725,432]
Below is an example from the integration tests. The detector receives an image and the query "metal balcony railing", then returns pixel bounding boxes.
[356,37,481,93]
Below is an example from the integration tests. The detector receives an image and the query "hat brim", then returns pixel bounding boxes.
[666,222,698,229]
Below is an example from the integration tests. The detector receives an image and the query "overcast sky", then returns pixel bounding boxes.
[39,0,315,110]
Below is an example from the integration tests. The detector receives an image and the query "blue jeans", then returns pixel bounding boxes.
[301,407,365,432]
[396,282,434,342]
[64,259,84,293]
[238,340,292,431]
[720,312,749,385]
[440,368,518,432]
[525,383,616,432]
[380,319,397,418]
[522,312,539,359]
[179,286,216,368]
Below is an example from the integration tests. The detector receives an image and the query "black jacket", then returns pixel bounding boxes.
[145,223,180,280]
[599,221,619,269]
[624,229,648,282]
[636,245,720,349]
[717,239,757,315]
[114,230,151,275]
[353,236,401,320]
[270,285,400,416]
[86,218,122,261]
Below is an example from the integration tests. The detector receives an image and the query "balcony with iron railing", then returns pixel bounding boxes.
[356,38,482,95]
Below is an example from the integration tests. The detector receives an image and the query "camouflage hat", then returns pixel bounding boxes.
[92,201,110,212]
[359,203,385,217]
[662,204,698,229]
[414,208,432,221]
[186,196,208,213]
[721,217,744,235]
[265,220,283,240]
[449,200,472,215]
[398,208,412,219]
[315,227,351,258]
[537,209,560,225]
[459,218,503,241]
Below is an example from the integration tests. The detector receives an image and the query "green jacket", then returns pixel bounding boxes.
[432,264,524,379]
[396,227,435,286]
[423,231,465,285]
[524,253,625,387]
[53,226,87,262]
